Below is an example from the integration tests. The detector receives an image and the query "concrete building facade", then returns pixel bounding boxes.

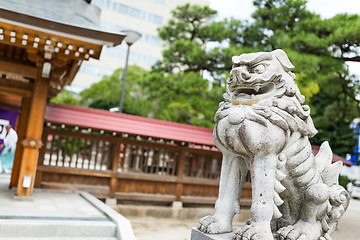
[71,0,209,91]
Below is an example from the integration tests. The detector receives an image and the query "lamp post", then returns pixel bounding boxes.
[119,30,141,113]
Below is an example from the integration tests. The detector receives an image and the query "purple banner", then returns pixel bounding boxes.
[0,109,18,154]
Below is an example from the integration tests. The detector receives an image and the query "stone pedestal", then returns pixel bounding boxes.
[190,228,235,240]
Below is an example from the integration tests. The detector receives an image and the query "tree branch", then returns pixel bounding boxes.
[184,65,231,73]
[337,56,360,62]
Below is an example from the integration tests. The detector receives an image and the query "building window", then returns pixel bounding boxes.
[103,47,127,59]
[112,2,118,11]
[100,21,161,46]
[100,1,163,25]
[141,11,147,20]
[102,47,159,67]
[118,4,128,14]
[148,13,163,25]
[150,35,161,45]
[100,22,125,33]
[105,0,111,9]
[92,0,105,8]
[130,7,141,18]
[153,15,163,25]
[151,0,165,5]
[79,63,114,77]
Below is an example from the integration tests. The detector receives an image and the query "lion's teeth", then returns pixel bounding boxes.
[254,85,260,92]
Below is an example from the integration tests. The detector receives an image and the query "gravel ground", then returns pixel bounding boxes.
[130,198,360,240]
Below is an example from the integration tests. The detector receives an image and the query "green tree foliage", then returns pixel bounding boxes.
[338,175,350,190]
[153,1,360,155]
[51,89,81,106]
[144,71,223,127]
[80,65,152,116]
[156,4,229,75]
[55,1,359,156]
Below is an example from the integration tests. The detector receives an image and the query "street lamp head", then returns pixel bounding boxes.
[121,30,141,46]
[118,30,141,113]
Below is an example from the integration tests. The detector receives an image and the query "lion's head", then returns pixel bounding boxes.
[227,49,298,106]
[217,49,317,138]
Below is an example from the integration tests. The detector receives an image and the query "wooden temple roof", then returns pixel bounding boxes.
[311,145,353,167]
[1,0,101,30]
[0,0,125,98]
[0,0,124,47]
[45,103,216,148]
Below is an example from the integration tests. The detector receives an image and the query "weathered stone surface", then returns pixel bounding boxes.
[191,228,235,240]
[196,50,350,240]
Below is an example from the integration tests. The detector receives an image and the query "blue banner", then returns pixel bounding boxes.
[349,122,360,164]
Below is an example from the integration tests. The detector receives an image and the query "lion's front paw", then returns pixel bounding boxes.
[234,222,273,240]
[277,225,307,240]
[276,221,322,240]
[197,215,232,234]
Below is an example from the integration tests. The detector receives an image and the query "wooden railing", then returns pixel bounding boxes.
[35,125,252,206]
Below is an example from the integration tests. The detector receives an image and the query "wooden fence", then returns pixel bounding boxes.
[35,125,252,206]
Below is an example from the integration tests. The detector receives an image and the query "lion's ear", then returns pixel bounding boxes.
[232,56,241,65]
[272,49,294,72]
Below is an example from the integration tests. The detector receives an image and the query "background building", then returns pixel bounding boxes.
[71,0,210,92]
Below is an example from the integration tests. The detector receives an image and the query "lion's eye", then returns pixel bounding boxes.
[254,64,265,74]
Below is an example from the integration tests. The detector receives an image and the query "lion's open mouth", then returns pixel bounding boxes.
[233,82,275,99]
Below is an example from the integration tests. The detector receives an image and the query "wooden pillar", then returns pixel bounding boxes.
[175,148,187,201]
[16,71,49,197]
[9,97,31,188]
[110,140,121,197]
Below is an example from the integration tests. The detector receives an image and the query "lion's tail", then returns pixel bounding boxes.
[314,142,350,235]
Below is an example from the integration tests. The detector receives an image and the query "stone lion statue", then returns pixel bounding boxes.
[197,50,349,240]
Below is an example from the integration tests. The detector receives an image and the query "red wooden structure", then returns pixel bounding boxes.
[36,103,252,205]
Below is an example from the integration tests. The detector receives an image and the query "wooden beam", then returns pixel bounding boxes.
[0,20,104,60]
[0,77,33,97]
[62,59,81,89]
[47,86,60,99]
[0,59,37,79]
[0,93,22,105]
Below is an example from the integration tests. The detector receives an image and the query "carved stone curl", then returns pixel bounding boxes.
[197,50,349,240]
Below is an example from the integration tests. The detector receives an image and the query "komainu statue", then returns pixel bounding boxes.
[197,50,349,240]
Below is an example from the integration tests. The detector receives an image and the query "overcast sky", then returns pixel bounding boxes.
[208,0,360,76]
[209,0,360,20]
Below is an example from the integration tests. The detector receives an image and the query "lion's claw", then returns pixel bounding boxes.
[234,223,272,240]
[277,225,309,240]
[197,215,232,234]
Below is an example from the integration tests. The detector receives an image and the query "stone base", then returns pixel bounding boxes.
[113,204,251,221]
[105,198,117,206]
[191,228,235,240]
[13,195,33,201]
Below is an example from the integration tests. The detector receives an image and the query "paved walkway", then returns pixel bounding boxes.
[0,173,127,239]
[331,197,360,240]
[129,198,360,240]
[0,173,107,220]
